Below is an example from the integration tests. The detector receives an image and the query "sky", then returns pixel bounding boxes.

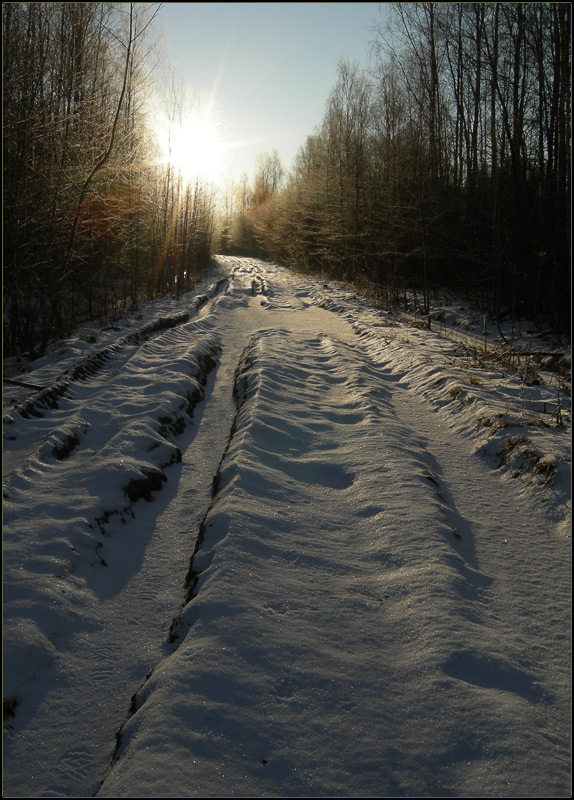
[3,257,571,796]
[152,2,387,188]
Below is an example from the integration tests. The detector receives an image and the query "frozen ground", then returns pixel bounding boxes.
[3,256,571,797]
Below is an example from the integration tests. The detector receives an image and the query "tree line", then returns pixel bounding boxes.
[3,2,216,359]
[225,2,570,330]
[4,2,571,360]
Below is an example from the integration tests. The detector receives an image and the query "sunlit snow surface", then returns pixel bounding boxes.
[3,257,571,797]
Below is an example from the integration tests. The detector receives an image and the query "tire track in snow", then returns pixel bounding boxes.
[169,334,260,639]
[98,323,487,796]
[101,337,260,782]
[3,277,230,469]
[97,262,277,785]
[96,260,364,787]
[3,269,259,798]
[360,336,571,787]
[392,376,570,666]
[7,258,569,797]
[2,275,238,561]
[98,284,570,797]
[4,311,190,424]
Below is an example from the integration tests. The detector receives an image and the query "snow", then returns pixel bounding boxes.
[3,256,571,798]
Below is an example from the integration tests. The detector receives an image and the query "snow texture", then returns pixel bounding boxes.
[3,257,571,797]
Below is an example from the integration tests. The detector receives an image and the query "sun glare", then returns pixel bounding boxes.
[155,102,228,188]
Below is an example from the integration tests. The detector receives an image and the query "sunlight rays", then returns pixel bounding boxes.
[154,98,230,188]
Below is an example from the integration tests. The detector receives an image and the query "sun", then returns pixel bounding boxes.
[154,101,228,188]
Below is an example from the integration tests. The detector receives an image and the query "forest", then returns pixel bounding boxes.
[3,2,571,360]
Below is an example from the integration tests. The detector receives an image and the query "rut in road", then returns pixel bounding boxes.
[2,265,252,797]
[92,262,280,783]
[96,260,363,781]
[98,287,445,771]
[4,257,570,798]
[100,284,570,797]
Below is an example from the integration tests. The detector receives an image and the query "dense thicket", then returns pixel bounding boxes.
[3,2,216,358]
[239,2,571,330]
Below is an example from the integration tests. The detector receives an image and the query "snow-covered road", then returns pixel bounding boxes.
[3,257,571,797]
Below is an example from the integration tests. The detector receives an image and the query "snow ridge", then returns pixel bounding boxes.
[3,321,220,716]
[3,257,571,798]
[97,320,570,797]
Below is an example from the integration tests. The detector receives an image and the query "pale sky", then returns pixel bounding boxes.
[153,2,387,189]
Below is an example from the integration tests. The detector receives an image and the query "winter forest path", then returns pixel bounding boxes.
[3,257,570,798]
[3,259,362,797]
